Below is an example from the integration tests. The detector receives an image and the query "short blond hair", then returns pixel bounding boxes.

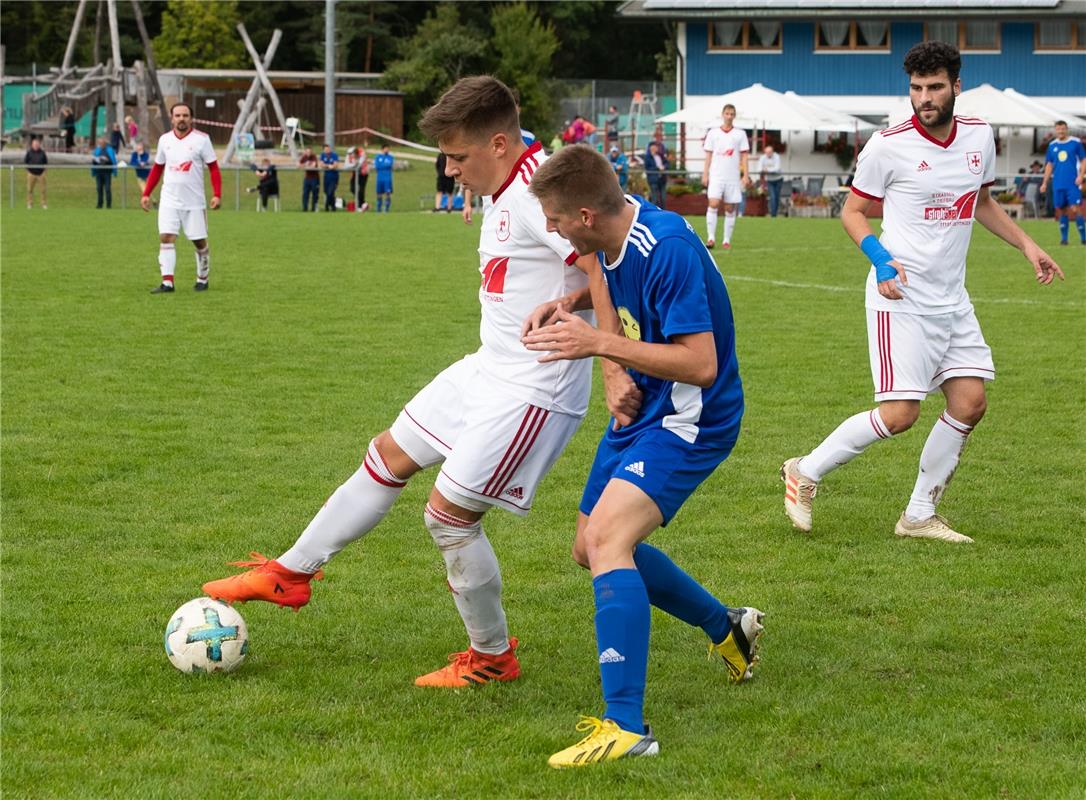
[528,145,626,216]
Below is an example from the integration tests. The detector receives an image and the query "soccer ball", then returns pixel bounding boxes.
[164,597,249,674]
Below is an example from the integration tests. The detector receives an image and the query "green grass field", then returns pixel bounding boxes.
[2,198,1084,798]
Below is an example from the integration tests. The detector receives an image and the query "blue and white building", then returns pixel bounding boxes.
[619,0,1085,177]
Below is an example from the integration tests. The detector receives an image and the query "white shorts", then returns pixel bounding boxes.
[867,307,995,402]
[158,205,208,240]
[389,353,583,516]
[707,177,742,204]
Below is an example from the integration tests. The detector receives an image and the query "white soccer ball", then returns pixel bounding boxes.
[164,597,249,674]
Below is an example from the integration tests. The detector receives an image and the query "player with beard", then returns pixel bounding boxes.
[141,103,221,293]
[780,41,1063,543]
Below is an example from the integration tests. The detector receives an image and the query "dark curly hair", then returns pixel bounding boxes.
[902,41,961,83]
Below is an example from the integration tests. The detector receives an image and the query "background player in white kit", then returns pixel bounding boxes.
[140,103,221,293]
[701,104,750,250]
[204,77,607,687]
[781,42,1063,544]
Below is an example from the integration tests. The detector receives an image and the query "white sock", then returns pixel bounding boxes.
[705,208,718,242]
[905,411,973,521]
[723,212,736,244]
[195,247,210,282]
[159,244,176,284]
[425,503,509,655]
[800,408,893,482]
[278,439,406,573]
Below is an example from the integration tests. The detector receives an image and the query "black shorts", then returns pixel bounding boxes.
[437,175,455,194]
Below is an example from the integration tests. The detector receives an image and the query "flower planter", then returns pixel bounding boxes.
[790,205,832,218]
[665,193,708,216]
[744,196,767,217]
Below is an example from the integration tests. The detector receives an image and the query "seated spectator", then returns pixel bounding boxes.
[129,141,152,200]
[607,145,628,190]
[254,158,279,210]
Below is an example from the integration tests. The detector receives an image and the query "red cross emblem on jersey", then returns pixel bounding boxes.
[966,151,982,175]
[497,209,511,242]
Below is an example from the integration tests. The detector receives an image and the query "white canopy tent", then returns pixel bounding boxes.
[657,83,875,171]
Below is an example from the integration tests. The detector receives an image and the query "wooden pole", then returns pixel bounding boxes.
[106,0,124,135]
[237,24,296,158]
[61,0,89,74]
[222,30,282,164]
[134,60,149,143]
[130,0,170,130]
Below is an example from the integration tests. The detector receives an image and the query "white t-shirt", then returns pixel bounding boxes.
[851,115,996,315]
[153,129,217,210]
[476,142,592,417]
[703,126,750,182]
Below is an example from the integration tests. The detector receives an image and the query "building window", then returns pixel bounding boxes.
[924,21,1001,51]
[709,21,781,50]
[1035,20,1086,50]
[815,21,889,51]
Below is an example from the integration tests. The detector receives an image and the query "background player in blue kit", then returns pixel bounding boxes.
[523,145,764,768]
[374,144,394,212]
[1039,121,1086,245]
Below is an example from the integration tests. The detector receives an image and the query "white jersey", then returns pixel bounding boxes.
[703,126,750,182]
[852,115,995,315]
[477,142,592,416]
[153,129,217,210]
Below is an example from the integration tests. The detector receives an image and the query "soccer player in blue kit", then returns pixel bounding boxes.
[373,144,394,212]
[1039,120,1086,246]
[522,144,764,768]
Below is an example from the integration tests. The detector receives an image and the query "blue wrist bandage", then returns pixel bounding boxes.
[860,235,898,283]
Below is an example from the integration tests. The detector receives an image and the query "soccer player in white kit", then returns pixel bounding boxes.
[781,42,1063,544]
[701,104,750,250]
[203,77,603,687]
[140,103,222,293]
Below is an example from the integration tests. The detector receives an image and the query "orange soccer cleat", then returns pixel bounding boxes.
[202,552,323,611]
[414,637,520,687]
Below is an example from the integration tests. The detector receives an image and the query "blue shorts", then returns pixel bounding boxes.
[579,426,736,526]
[377,177,393,195]
[1053,186,1082,209]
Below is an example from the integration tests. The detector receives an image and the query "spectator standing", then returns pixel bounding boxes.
[59,107,76,152]
[758,145,784,217]
[130,141,152,199]
[320,143,341,211]
[91,137,117,209]
[346,147,370,211]
[374,144,394,212]
[125,115,139,144]
[608,145,628,190]
[644,140,669,209]
[434,151,455,212]
[110,122,126,154]
[299,147,320,211]
[255,158,279,210]
[605,105,620,146]
[24,137,48,209]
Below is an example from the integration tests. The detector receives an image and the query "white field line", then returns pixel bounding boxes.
[723,273,1080,308]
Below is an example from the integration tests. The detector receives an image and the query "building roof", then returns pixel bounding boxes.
[619,0,1069,19]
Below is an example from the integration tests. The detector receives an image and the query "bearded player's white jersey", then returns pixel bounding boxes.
[153,129,217,210]
[851,115,996,316]
[476,142,592,417]
[703,126,750,183]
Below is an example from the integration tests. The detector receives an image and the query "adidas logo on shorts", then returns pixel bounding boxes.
[624,461,645,478]
[599,648,626,663]
[504,486,524,500]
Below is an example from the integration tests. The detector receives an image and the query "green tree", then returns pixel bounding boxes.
[489,3,558,137]
[380,4,487,135]
[152,0,247,69]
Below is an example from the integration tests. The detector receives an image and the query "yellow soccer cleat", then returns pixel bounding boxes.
[547,716,659,768]
[709,606,765,683]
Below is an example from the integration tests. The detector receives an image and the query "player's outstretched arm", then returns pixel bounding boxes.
[841,191,907,300]
[974,188,1064,285]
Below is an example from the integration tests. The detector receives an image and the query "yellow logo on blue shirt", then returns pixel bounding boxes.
[618,307,641,341]
[1058,150,1068,162]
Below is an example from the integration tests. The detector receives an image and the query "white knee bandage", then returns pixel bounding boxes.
[424,503,483,551]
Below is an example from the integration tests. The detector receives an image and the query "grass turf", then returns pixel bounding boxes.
[2,200,1084,799]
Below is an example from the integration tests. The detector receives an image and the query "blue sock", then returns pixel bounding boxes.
[634,543,731,644]
[1076,217,1085,242]
[385,197,391,212]
[593,569,649,735]
[1059,216,1068,242]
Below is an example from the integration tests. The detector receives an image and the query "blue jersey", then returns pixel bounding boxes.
[1045,138,1085,189]
[319,150,340,171]
[599,196,743,447]
[374,152,394,176]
